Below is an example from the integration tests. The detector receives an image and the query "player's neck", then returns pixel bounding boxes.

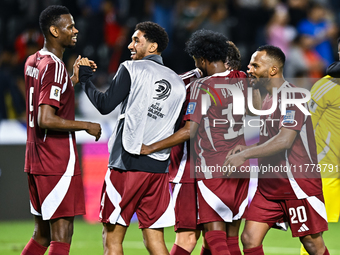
[267,76,285,95]
[207,61,226,76]
[43,41,65,60]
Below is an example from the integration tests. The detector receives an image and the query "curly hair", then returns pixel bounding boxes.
[135,21,169,53]
[226,41,241,70]
[185,29,228,63]
[39,5,70,38]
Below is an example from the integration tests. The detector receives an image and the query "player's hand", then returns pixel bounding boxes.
[223,152,246,177]
[140,144,154,155]
[86,122,102,141]
[79,57,97,72]
[226,145,247,157]
[71,55,81,84]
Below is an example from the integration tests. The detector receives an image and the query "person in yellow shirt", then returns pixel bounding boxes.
[301,38,340,255]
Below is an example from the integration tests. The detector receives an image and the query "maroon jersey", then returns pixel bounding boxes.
[184,70,249,179]
[24,50,80,176]
[169,69,201,183]
[258,81,322,200]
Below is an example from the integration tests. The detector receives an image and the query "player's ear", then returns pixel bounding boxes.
[148,42,158,54]
[270,66,278,76]
[49,25,58,38]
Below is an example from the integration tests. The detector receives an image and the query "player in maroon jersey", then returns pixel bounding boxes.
[141,30,259,255]
[224,45,329,255]
[21,5,101,255]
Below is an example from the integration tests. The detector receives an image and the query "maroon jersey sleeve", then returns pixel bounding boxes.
[39,61,66,110]
[183,79,205,124]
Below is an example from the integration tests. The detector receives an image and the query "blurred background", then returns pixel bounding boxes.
[1,0,340,221]
[1,0,340,122]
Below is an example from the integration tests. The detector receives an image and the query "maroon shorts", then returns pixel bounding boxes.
[171,182,200,231]
[247,190,328,237]
[28,173,85,220]
[197,178,249,224]
[100,168,174,229]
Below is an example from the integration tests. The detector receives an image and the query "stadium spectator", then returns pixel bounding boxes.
[297,2,338,67]
[0,48,25,120]
[224,45,330,255]
[21,5,101,255]
[78,21,185,255]
[300,37,340,255]
[285,34,325,82]
[266,5,296,57]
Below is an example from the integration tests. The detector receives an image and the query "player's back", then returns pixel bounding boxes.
[189,70,249,178]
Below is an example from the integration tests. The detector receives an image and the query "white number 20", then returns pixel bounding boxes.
[289,206,307,224]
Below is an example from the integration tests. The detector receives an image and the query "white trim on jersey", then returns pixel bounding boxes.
[198,180,234,222]
[317,132,331,162]
[40,64,49,85]
[40,132,75,220]
[203,117,217,151]
[172,142,188,183]
[198,139,213,179]
[306,196,328,222]
[39,50,65,85]
[149,191,175,228]
[102,168,126,226]
[313,80,336,101]
[232,196,248,220]
[191,77,210,100]
[30,201,41,216]
[300,123,313,164]
[172,183,182,206]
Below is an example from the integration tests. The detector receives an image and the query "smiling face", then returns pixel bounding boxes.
[127,30,153,60]
[55,14,78,48]
[247,51,272,89]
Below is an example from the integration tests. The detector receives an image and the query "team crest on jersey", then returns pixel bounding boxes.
[153,79,171,100]
[186,102,196,115]
[50,85,61,102]
[282,110,295,124]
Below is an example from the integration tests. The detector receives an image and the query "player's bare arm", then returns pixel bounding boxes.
[38,104,101,141]
[224,127,297,171]
[140,121,198,155]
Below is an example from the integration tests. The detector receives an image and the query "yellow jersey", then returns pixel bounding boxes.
[309,75,340,178]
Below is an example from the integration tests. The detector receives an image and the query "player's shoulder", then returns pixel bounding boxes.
[311,75,340,99]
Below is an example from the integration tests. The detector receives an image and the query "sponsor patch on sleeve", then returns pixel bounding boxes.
[50,85,61,101]
[308,99,317,113]
[186,102,196,115]
[282,110,295,124]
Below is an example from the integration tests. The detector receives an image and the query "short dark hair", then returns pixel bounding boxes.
[135,21,169,53]
[185,29,228,63]
[39,5,70,37]
[226,41,241,70]
[257,45,286,68]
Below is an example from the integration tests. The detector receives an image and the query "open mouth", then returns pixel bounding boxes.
[72,36,77,43]
[130,51,136,58]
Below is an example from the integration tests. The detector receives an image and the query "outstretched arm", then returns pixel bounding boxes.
[38,104,101,141]
[140,121,199,155]
[79,58,131,114]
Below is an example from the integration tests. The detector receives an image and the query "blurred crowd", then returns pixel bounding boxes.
[1,0,340,122]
